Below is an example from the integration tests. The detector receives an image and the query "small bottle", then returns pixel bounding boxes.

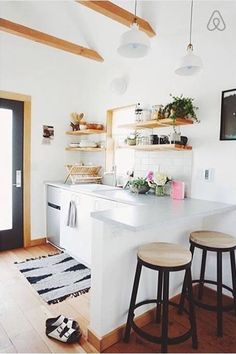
[135,103,143,122]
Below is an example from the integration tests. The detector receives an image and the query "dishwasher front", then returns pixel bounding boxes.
[46,185,61,247]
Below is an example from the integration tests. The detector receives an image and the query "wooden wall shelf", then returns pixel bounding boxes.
[118,118,194,130]
[117,144,192,151]
[66,147,105,152]
[66,129,106,135]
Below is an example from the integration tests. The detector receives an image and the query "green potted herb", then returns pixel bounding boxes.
[163,94,199,123]
[128,177,150,194]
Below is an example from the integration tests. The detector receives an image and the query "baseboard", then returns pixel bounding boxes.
[28,237,47,247]
[88,292,181,352]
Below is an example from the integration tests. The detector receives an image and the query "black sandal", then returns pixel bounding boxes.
[46,322,82,343]
[46,315,79,330]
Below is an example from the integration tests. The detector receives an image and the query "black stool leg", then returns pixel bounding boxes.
[217,251,223,337]
[156,270,163,323]
[178,244,195,314]
[198,249,207,300]
[186,267,198,349]
[230,250,236,316]
[123,260,142,342]
[161,271,169,353]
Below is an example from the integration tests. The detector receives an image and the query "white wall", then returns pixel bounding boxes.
[1,0,236,243]
[0,29,102,238]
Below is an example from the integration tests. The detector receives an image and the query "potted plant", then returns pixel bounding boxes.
[124,132,139,146]
[128,177,150,194]
[162,94,199,123]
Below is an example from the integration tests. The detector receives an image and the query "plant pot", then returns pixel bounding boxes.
[126,139,136,146]
[129,185,150,194]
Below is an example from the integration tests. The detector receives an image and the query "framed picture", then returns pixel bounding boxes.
[220,89,236,140]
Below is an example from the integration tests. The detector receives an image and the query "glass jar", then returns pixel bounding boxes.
[155,185,165,196]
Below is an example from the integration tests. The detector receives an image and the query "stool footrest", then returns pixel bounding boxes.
[131,299,192,346]
[192,279,235,312]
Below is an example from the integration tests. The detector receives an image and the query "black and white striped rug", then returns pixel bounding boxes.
[15,252,91,304]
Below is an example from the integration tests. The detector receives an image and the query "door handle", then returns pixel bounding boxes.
[13,170,21,188]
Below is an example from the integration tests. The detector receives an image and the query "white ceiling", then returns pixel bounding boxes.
[0,0,235,65]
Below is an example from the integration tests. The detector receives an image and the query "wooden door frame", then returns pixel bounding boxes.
[0,90,31,247]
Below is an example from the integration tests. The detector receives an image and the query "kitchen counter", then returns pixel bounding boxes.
[46,182,235,231]
[46,181,236,342]
[91,195,235,231]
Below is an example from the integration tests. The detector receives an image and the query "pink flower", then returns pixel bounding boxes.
[146,170,154,182]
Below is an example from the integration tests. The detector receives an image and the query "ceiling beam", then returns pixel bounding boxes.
[0,18,104,62]
[77,1,156,37]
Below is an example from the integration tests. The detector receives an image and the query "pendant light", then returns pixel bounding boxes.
[175,0,203,75]
[117,0,150,58]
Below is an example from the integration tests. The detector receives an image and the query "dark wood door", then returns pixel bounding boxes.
[0,98,24,250]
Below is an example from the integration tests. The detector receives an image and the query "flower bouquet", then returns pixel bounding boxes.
[146,171,171,196]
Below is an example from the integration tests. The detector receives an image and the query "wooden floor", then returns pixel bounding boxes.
[107,296,236,353]
[1,244,236,353]
[0,244,96,353]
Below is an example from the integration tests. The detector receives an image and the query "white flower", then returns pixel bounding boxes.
[154,172,168,186]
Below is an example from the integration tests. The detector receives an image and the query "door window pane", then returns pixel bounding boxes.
[0,108,12,230]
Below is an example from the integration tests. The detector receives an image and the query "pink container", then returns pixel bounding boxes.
[171,180,185,200]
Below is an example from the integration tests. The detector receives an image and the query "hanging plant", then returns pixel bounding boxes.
[163,94,199,123]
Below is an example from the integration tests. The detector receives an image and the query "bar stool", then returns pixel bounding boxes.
[179,231,236,337]
[123,242,198,353]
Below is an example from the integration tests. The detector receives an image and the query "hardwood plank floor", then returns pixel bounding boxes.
[106,288,236,353]
[0,244,97,353]
[1,244,236,353]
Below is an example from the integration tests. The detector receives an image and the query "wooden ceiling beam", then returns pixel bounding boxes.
[0,18,104,62]
[77,1,156,37]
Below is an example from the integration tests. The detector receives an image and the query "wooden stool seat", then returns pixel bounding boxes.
[138,242,192,267]
[190,231,236,249]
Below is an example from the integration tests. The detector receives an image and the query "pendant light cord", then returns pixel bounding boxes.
[134,0,137,22]
[189,0,194,46]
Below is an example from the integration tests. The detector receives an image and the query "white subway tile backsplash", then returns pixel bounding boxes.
[134,150,192,197]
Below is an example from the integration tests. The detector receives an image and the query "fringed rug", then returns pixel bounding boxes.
[15,252,91,304]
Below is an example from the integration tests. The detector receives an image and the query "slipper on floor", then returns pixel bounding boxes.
[46,314,79,330]
[46,322,82,343]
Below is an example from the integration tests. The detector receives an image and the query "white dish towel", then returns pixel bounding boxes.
[67,201,77,228]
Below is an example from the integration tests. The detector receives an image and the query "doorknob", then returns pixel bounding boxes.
[13,170,21,188]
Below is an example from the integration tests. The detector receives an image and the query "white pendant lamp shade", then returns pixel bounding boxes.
[117,23,150,58]
[175,45,203,76]
[175,0,203,76]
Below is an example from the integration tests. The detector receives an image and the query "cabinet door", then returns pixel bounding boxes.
[60,190,78,253]
[60,190,95,267]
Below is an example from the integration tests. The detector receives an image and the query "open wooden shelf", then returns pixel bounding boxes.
[118,118,194,130]
[66,129,106,135]
[117,144,192,151]
[66,147,105,152]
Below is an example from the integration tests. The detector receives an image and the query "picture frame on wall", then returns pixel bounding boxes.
[220,88,236,140]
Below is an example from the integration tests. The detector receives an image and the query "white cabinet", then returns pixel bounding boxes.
[60,190,121,267]
[60,190,94,266]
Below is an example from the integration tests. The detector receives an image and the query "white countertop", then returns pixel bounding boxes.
[46,182,236,231]
[91,198,236,231]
